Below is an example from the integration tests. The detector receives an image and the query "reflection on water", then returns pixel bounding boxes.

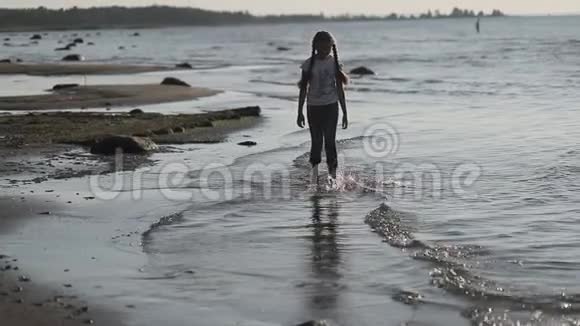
[304,194,344,319]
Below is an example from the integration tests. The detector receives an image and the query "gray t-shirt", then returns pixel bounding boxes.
[301,55,339,106]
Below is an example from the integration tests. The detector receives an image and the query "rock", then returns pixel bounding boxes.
[90,135,159,155]
[63,284,72,288]
[3,38,9,41]
[175,62,193,69]
[174,126,186,133]
[52,84,79,91]
[87,42,95,46]
[238,141,257,147]
[277,46,291,51]
[18,275,30,282]
[30,34,42,40]
[0,59,11,63]
[62,54,84,61]
[132,32,140,37]
[73,38,84,44]
[392,290,424,305]
[55,46,71,51]
[118,46,125,50]
[39,211,51,215]
[350,66,375,75]
[160,77,190,87]
[129,108,144,115]
[296,321,329,326]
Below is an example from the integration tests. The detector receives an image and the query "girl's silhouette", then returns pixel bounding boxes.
[297,31,348,185]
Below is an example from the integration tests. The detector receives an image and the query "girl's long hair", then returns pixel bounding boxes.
[299,31,348,90]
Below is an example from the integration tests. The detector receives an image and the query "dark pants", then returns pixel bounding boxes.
[307,102,339,172]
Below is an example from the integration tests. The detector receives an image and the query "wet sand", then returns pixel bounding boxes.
[0,196,127,326]
[0,62,175,76]
[0,84,221,111]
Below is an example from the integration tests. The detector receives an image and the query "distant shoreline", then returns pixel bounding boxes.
[0,17,514,33]
[0,6,509,32]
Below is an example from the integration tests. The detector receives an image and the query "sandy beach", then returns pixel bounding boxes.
[0,84,221,111]
[0,63,176,76]
[0,56,264,325]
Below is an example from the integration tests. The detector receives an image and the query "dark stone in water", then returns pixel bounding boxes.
[175,62,193,69]
[277,46,291,51]
[0,58,20,63]
[87,42,95,46]
[160,77,190,87]
[90,135,159,155]
[350,66,375,75]
[238,141,257,147]
[132,32,140,37]
[296,321,329,326]
[73,38,84,44]
[52,84,79,91]
[62,54,84,61]
[30,34,42,40]
[392,290,424,305]
[129,108,144,115]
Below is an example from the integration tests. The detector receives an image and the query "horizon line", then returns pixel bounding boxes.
[1,5,580,17]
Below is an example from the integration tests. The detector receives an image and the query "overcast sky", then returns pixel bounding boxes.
[2,0,579,15]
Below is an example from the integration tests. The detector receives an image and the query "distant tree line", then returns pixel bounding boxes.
[0,6,505,31]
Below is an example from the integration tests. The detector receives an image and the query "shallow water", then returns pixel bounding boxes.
[1,16,580,325]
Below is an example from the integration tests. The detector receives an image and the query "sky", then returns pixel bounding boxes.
[1,0,579,16]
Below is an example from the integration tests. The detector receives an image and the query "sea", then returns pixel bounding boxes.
[1,16,580,326]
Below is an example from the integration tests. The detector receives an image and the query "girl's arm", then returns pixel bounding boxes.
[297,70,308,128]
[337,79,348,129]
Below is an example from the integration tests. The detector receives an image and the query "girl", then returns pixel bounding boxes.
[297,31,348,185]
